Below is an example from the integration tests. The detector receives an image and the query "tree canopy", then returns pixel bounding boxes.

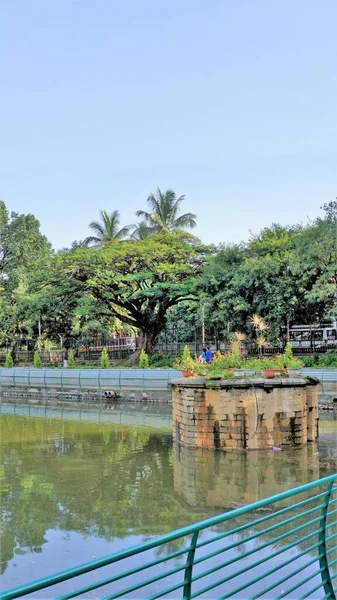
[31,234,204,351]
[0,197,336,354]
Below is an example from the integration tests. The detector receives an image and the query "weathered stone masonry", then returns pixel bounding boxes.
[172,377,319,451]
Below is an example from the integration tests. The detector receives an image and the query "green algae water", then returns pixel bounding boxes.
[1,404,337,596]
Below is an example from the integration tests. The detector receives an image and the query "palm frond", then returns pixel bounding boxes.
[88,221,105,238]
[84,235,101,246]
[173,212,197,229]
[113,226,131,241]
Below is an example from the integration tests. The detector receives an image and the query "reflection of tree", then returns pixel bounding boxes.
[0,416,199,575]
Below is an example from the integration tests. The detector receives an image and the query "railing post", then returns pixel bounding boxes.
[183,530,199,600]
[318,480,336,599]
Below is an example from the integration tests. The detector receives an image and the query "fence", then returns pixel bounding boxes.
[0,368,181,391]
[1,474,337,599]
[154,341,337,356]
[1,341,336,366]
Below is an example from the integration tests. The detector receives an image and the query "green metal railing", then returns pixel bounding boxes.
[1,474,337,599]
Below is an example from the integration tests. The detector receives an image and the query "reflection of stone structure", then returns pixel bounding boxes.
[174,444,320,509]
[172,378,319,451]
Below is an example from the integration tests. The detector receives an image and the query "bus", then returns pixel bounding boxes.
[289,317,337,350]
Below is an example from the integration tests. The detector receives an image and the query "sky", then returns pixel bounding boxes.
[1,0,336,248]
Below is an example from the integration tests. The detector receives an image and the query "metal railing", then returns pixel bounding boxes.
[0,368,181,391]
[2,474,337,599]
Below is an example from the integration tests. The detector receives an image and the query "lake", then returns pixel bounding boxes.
[1,402,337,598]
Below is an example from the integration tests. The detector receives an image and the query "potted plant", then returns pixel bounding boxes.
[261,358,284,379]
[174,346,196,377]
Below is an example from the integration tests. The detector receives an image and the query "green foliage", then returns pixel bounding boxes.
[4,350,14,368]
[136,188,197,234]
[314,351,337,368]
[33,350,42,368]
[67,349,76,368]
[139,349,149,369]
[34,234,203,353]
[281,343,304,368]
[1,198,336,359]
[148,353,176,368]
[200,204,337,342]
[84,210,130,246]
[100,347,110,369]
[284,341,294,361]
[174,345,196,371]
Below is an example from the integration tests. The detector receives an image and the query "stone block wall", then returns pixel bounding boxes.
[172,378,319,451]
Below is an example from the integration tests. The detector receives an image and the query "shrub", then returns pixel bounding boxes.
[5,350,14,368]
[174,345,196,372]
[281,342,304,368]
[100,347,110,369]
[34,350,42,368]
[284,341,293,361]
[139,349,149,369]
[67,349,76,368]
[317,351,337,368]
[301,355,316,367]
[149,353,175,368]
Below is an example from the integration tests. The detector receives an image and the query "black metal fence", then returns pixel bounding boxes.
[0,341,336,365]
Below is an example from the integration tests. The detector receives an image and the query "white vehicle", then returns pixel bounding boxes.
[289,317,337,349]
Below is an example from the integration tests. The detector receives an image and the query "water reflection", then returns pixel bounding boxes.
[174,445,320,510]
[0,406,337,594]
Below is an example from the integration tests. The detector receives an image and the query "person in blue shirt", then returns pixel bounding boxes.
[206,347,213,363]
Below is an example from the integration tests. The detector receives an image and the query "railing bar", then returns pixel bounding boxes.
[143,580,185,600]
[103,562,187,600]
[218,554,324,600]
[56,545,192,600]
[190,527,324,599]
[329,570,337,582]
[276,550,337,600]
[250,545,324,600]
[326,517,337,529]
[326,530,337,545]
[192,526,323,589]
[4,476,337,600]
[275,565,327,600]
[194,512,324,571]
[326,507,337,520]
[196,491,329,550]
[298,577,330,600]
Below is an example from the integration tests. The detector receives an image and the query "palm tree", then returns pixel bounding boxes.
[136,188,197,234]
[130,221,153,241]
[84,210,130,246]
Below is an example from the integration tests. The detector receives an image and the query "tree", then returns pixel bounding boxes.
[5,350,14,368]
[139,349,149,369]
[36,235,203,353]
[100,347,110,368]
[33,350,42,368]
[136,188,197,234]
[130,221,153,241]
[0,202,52,351]
[290,206,337,320]
[67,349,75,367]
[84,210,130,246]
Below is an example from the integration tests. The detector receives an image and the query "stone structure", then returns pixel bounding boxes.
[172,377,319,451]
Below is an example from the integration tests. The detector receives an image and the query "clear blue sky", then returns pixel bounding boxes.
[1,0,336,248]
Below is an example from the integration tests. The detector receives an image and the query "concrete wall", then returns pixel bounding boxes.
[0,386,171,405]
[172,378,319,451]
